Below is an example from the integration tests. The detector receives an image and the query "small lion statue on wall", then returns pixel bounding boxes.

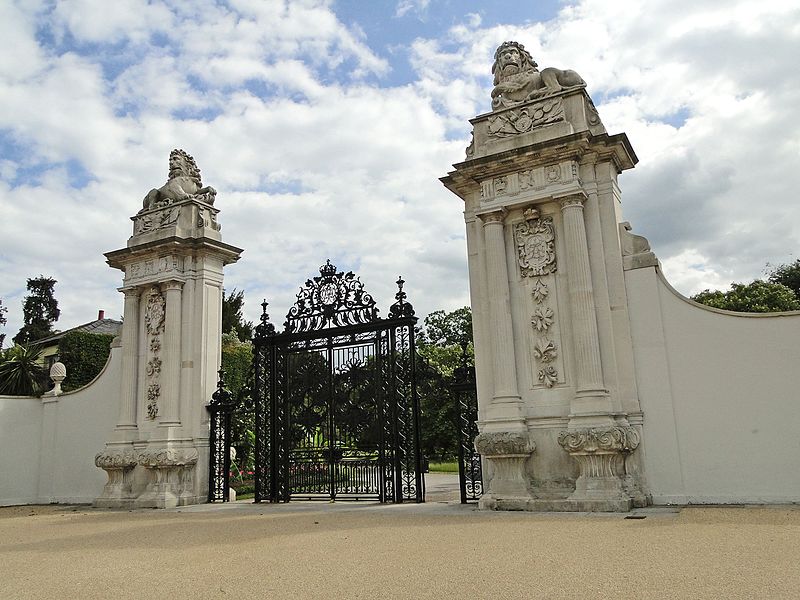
[141,149,217,212]
[491,41,586,110]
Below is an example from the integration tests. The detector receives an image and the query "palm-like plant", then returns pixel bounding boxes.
[0,345,49,396]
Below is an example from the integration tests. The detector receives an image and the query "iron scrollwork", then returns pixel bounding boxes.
[207,368,235,503]
[450,343,483,504]
[285,260,378,333]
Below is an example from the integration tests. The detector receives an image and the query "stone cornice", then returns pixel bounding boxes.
[106,236,243,271]
[440,131,637,200]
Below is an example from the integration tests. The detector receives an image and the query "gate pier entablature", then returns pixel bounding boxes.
[94,149,242,509]
[441,41,648,511]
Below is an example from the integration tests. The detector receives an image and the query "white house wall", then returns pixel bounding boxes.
[626,265,800,504]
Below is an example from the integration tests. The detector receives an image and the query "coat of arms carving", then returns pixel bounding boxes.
[514,208,556,277]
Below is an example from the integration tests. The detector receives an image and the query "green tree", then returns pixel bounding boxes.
[221,333,254,473]
[58,330,114,392]
[0,298,7,349]
[13,276,60,345]
[0,345,48,396]
[691,280,800,313]
[767,259,800,299]
[222,288,254,342]
[417,307,473,462]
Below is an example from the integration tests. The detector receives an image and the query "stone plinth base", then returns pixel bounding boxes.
[479,497,632,512]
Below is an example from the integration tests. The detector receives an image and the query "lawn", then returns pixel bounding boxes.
[428,461,458,473]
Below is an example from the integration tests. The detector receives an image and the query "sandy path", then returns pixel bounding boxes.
[1,502,798,599]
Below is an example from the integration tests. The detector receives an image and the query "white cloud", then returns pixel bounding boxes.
[395,0,431,19]
[1,0,800,346]
[406,0,800,294]
[51,0,175,44]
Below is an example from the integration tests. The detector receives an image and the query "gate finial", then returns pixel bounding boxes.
[254,299,276,341]
[210,368,233,407]
[389,275,415,319]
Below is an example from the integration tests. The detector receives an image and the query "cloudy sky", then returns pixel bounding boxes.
[1,0,799,343]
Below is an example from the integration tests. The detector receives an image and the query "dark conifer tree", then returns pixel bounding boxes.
[13,276,60,345]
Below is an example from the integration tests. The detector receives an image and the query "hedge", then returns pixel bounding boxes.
[58,331,114,392]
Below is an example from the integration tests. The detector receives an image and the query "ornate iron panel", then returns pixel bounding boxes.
[207,369,234,503]
[451,345,483,504]
[252,262,423,504]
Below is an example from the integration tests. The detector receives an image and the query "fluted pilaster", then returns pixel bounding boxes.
[481,210,521,404]
[559,196,607,400]
[117,288,140,430]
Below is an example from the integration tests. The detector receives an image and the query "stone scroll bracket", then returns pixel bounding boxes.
[474,431,535,510]
[94,447,138,507]
[557,425,641,511]
[134,447,199,509]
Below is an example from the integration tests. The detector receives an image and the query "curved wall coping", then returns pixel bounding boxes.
[655,266,800,319]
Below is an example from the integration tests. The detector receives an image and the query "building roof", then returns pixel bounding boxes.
[35,318,122,346]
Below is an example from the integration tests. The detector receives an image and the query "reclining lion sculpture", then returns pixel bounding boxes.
[491,41,586,110]
[141,149,216,212]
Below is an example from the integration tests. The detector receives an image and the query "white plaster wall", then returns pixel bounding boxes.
[0,347,121,505]
[626,266,800,504]
[0,396,42,505]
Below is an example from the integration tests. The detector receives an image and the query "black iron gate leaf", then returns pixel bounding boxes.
[237,261,424,504]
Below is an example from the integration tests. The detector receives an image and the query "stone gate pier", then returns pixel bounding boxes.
[94,150,242,508]
[442,42,647,511]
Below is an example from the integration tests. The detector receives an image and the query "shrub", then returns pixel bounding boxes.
[0,345,48,396]
[692,280,800,313]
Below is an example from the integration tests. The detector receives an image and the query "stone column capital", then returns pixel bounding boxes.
[160,280,184,293]
[480,209,507,225]
[121,287,142,298]
[558,194,587,210]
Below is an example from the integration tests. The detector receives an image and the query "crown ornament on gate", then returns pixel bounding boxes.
[284,259,378,333]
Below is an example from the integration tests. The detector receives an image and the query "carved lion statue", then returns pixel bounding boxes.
[490,41,586,110]
[141,149,216,212]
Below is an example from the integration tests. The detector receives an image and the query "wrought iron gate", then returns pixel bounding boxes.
[252,261,423,503]
[450,345,483,503]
